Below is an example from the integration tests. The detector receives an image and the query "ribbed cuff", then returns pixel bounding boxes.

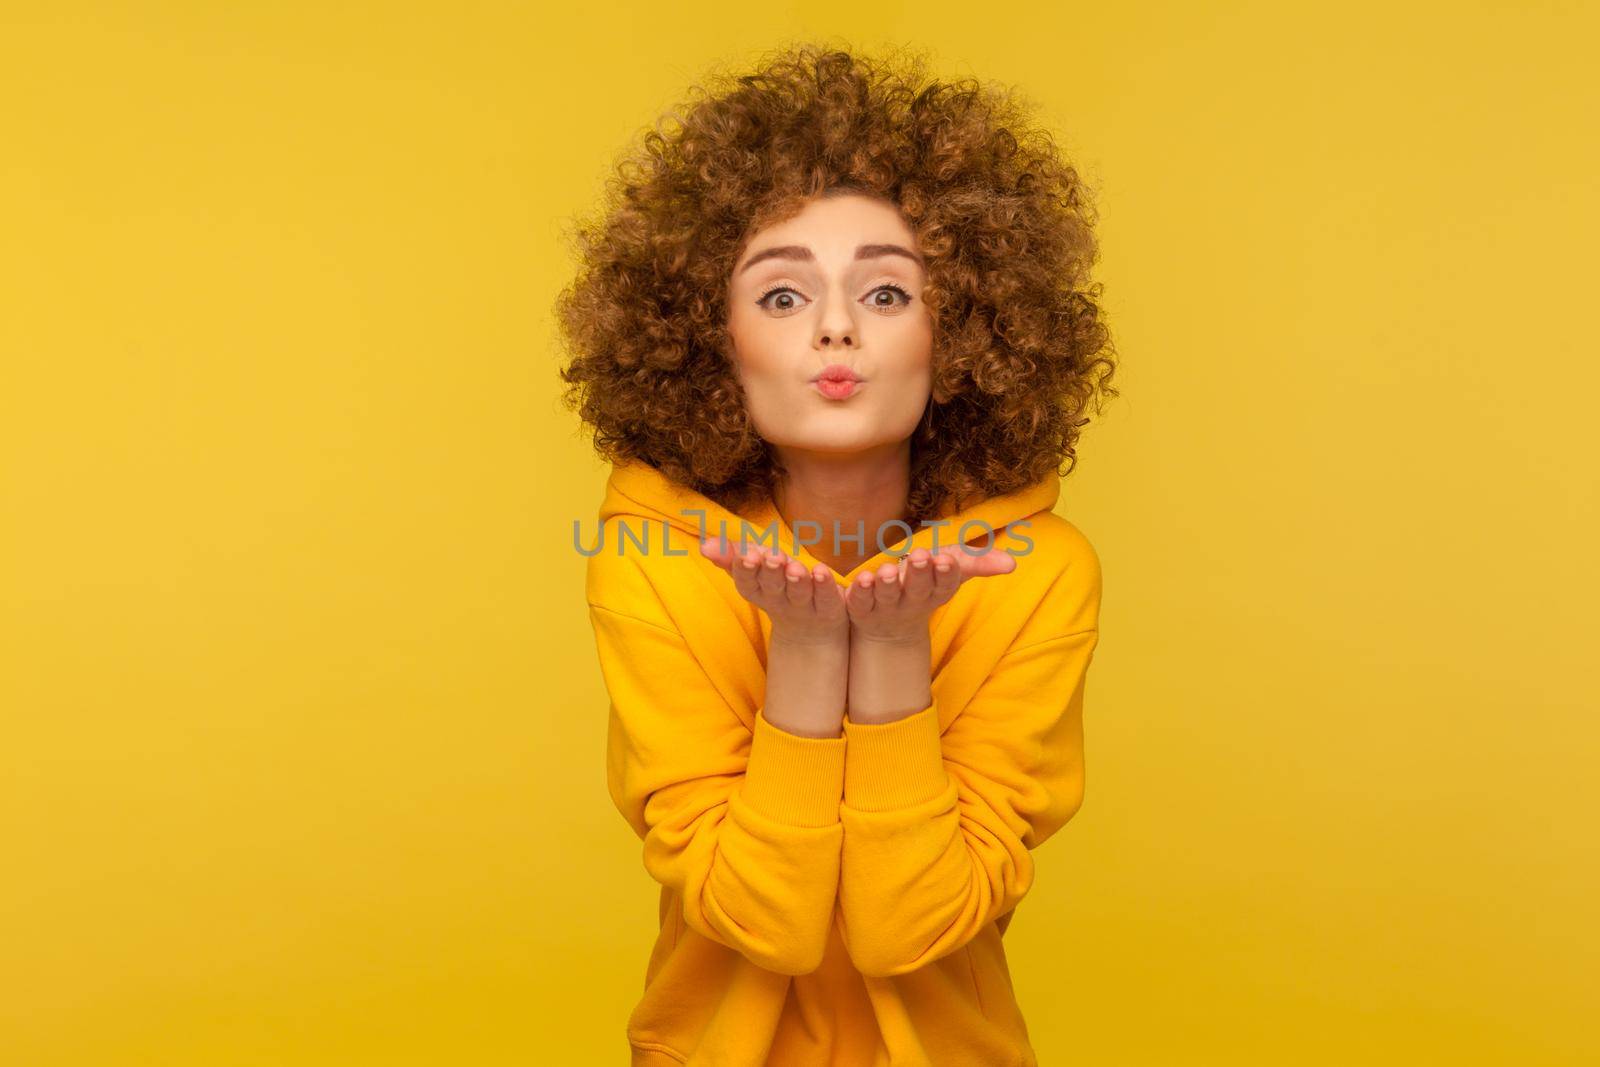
[841,701,949,813]
[739,708,847,827]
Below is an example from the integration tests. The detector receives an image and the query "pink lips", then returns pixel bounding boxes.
[812,363,863,400]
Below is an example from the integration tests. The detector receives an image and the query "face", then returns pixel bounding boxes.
[724,192,934,458]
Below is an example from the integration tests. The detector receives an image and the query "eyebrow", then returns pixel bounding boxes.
[736,242,926,275]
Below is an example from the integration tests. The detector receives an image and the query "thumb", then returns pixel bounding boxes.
[950,544,1017,579]
[699,535,736,567]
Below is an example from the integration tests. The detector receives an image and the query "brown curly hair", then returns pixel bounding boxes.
[555,41,1118,526]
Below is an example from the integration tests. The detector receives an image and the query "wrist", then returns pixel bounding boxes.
[770,622,850,649]
[846,622,932,726]
[849,624,929,648]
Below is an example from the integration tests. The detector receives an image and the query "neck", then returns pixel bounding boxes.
[770,441,912,578]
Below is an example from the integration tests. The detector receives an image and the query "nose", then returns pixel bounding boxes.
[814,295,856,349]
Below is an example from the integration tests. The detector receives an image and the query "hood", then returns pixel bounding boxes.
[597,459,1060,587]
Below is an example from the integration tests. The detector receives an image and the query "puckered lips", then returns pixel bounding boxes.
[810,363,864,400]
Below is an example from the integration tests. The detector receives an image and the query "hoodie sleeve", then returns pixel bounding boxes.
[587,600,847,976]
[835,551,1101,978]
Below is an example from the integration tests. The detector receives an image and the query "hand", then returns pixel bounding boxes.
[699,537,849,642]
[845,544,1017,642]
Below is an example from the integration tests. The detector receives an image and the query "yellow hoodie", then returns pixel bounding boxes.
[584,459,1103,1067]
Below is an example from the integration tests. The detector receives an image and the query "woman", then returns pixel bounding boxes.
[558,42,1118,1067]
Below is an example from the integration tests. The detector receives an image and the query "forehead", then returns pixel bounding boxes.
[748,192,917,247]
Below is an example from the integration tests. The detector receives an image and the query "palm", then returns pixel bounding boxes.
[699,538,848,639]
[845,545,1017,639]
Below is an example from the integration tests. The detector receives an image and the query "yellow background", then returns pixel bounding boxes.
[3,2,1596,1063]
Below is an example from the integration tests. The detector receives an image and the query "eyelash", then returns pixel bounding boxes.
[754,282,913,313]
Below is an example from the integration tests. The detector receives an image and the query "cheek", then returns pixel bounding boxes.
[727,317,790,383]
[890,322,934,382]
[729,344,779,390]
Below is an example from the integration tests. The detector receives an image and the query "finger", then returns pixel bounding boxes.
[730,545,764,602]
[755,548,789,598]
[956,545,1018,580]
[931,548,962,599]
[699,535,736,571]
[811,564,845,616]
[873,558,905,608]
[846,570,877,618]
[782,556,812,606]
[901,547,934,603]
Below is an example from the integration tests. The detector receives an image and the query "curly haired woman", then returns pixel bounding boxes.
[557,41,1118,1067]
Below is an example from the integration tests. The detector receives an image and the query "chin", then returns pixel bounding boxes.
[780,437,877,454]
[771,424,919,455]
[752,405,923,454]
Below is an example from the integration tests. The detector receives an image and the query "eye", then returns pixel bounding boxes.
[866,283,913,311]
[753,281,916,315]
[754,284,807,314]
